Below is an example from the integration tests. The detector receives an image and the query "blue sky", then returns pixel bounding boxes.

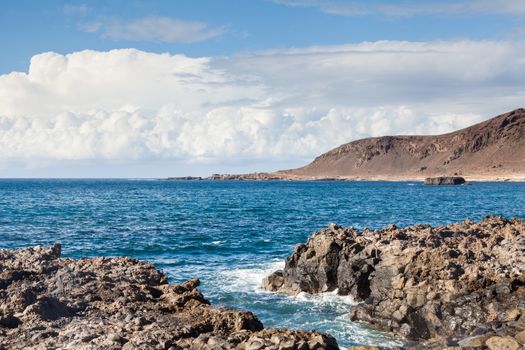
[1,0,523,74]
[0,0,524,177]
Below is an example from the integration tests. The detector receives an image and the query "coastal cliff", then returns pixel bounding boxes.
[0,244,338,350]
[280,109,525,181]
[263,216,525,349]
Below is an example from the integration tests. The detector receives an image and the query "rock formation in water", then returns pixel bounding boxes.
[166,176,203,180]
[423,176,466,185]
[0,244,338,350]
[206,173,285,181]
[264,216,525,349]
[275,108,525,181]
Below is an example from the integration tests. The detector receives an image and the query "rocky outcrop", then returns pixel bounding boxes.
[424,176,466,185]
[0,244,338,350]
[263,216,525,349]
[207,173,286,181]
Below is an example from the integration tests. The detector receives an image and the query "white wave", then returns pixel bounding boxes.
[153,258,180,265]
[219,260,284,293]
[219,260,356,307]
[295,289,356,308]
[202,240,224,246]
[323,313,405,348]
[216,260,404,348]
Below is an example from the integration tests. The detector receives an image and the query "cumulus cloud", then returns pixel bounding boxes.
[84,16,225,43]
[275,0,525,17]
[0,41,524,175]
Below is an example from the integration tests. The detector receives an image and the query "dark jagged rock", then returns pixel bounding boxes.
[424,176,466,185]
[0,244,338,350]
[263,216,525,349]
[166,176,203,180]
[207,172,286,180]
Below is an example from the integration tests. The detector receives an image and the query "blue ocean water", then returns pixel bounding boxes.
[1,179,524,347]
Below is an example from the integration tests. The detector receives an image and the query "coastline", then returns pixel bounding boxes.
[0,244,339,350]
[5,216,525,349]
[166,173,525,182]
[263,216,525,349]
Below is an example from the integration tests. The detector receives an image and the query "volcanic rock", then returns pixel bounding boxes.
[424,176,466,185]
[0,244,338,350]
[263,216,525,349]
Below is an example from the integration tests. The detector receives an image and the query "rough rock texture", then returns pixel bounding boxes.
[0,244,338,350]
[263,216,525,349]
[424,176,466,185]
[278,108,525,180]
[206,173,285,181]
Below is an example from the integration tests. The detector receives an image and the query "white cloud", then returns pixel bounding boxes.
[85,16,225,43]
[0,41,524,175]
[275,0,525,17]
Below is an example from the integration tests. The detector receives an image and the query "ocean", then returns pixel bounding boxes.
[1,179,524,348]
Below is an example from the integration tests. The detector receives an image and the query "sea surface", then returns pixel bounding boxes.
[1,179,525,348]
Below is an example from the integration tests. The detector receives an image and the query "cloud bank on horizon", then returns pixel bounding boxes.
[1,40,524,175]
[0,0,524,176]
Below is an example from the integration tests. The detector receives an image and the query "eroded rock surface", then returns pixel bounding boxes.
[263,216,525,349]
[424,176,466,185]
[0,244,338,350]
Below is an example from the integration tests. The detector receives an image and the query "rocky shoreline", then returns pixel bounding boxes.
[165,174,525,182]
[0,244,338,350]
[6,217,525,350]
[263,216,525,349]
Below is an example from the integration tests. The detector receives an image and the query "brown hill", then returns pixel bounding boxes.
[278,108,525,181]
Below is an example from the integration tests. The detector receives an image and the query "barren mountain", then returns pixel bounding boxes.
[277,108,525,181]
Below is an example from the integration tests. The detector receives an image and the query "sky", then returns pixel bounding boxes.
[0,0,524,177]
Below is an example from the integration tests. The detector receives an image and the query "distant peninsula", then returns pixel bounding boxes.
[168,108,525,182]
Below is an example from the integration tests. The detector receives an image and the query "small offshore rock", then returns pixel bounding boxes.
[424,176,466,185]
